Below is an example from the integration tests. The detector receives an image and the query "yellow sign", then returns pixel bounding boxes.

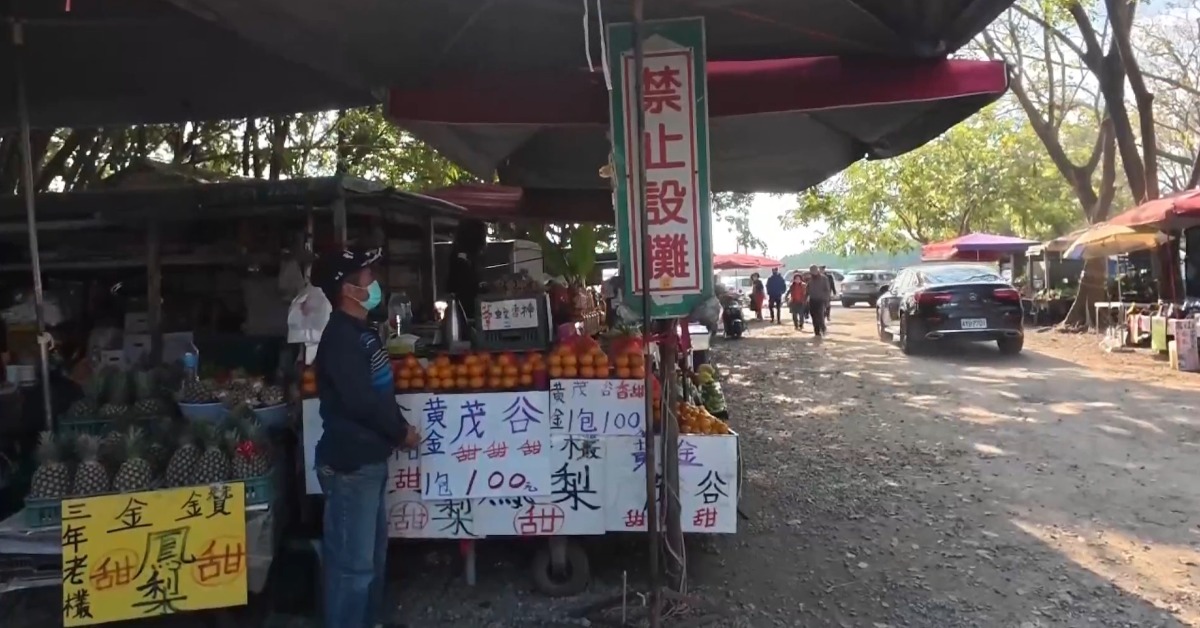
[60,484,248,626]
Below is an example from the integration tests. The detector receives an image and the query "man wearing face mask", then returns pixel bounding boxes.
[314,247,419,628]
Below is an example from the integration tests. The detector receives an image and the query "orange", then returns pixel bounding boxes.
[454,364,469,377]
[455,377,469,389]
[631,366,646,379]
[468,364,486,377]
[578,352,594,367]
[442,377,457,390]
[502,376,518,389]
[435,355,452,367]
[548,353,563,368]
[489,365,504,378]
[487,377,502,389]
[628,353,645,367]
[579,366,596,379]
[411,377,425,389]
[426,378,440,390]
[497,353,515,366]
[519,374,534,387]
[503,365,519,378]
[396,378,410,390]
[464,354,479,366]
[615,354,631,368]
[549,366,564,379]
[593,356,609,371]
[616,367,633,379]
[520,362,535,375]
[403,354,420,367]
[563,366,578,378]
[562,353,578,367]
[469,376,486,390]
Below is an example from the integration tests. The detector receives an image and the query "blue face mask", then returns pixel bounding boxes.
[353,280,383,310]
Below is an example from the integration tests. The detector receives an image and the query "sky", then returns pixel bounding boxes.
[711,194,820,258]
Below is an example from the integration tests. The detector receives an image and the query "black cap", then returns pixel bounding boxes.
[314,247,382,300]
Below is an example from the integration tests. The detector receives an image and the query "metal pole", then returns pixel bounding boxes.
[630,0,661,625]
[12,21,54,430]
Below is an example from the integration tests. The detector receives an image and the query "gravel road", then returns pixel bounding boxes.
[5,305,1199,627]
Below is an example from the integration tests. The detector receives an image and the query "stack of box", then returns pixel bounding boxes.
[1168,318,1199,372]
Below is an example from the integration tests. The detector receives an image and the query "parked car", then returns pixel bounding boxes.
[876,263,1024,355]
[839,270,894,307]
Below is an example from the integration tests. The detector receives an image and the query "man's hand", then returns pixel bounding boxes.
[401,424,420,450]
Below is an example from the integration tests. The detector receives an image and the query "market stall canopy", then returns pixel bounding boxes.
[1064,224,1168,260]
[1107,188,1200,231]
[165,0,1016,97]
[921,232,1038,261]
[713,254,783,270]
[388,57,1008,192]
[0,0,372,129]
[423,184,613,224]
[1036,227,1090,254]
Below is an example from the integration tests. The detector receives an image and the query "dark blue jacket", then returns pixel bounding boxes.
[766,273,787,299]
[315,310,410,472]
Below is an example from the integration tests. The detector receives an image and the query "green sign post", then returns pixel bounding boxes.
[608,17,713,319]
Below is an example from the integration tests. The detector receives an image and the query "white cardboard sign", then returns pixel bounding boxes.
[480,298,539,331]
[549,379,649,436]
[412,391,551,500]
[477,435,607,536]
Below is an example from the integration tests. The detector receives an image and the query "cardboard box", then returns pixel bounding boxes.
[124,312,149,334]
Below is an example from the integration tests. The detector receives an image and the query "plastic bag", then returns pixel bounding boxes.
[287,284,332,346]
[277,258,306,300]
[689,295,721,328]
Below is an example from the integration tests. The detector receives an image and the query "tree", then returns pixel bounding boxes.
[712,192,768,253]
[780,105,1081,255]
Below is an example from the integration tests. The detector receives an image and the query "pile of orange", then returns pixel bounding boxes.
[547,341,610,379]
[676,401,732,435]
[393,352,545,392]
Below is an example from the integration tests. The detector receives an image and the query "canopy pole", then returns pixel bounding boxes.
[12,20,54,430]
[630,0,662,625]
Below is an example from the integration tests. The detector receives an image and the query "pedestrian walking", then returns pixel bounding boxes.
[766,267,786,324]
[806,264,830,337]
[750,273,765,320]
[819,265,836,321]
[787,272,808,330]
[314,247,420,628]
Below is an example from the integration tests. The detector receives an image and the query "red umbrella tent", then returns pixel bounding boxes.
[1107,188,1200,230]
[713,254,783,270]
[921,233,1038,262]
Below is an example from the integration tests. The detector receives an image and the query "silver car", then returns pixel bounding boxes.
[840,270,895,308]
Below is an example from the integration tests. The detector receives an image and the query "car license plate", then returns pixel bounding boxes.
[960,318,988,330]
[846,283,860,290]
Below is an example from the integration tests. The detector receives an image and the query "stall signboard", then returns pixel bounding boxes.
[480,298,540,331]
[608,17,714,318]
[60,484,248,626]
[604,434,738,533]
[549,379,648,436]
[386,448,482,539]
[413,391,552,500]
[477,435,608,536]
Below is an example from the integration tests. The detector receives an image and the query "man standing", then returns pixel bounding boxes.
[819,265,837,321]
[806,264,831,337]
[766,267,787,324]
[315,247,419,628]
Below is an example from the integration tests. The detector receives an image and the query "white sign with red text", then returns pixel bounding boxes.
[480,298,539,331]
[548,379,648,436]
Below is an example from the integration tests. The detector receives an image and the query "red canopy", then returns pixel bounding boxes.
[422,184,614,224]
[1107,188,1200,230]
[713,253,783,270]
[921,233,1037,261]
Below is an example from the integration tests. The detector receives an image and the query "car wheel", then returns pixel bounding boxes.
[867,298,878,308]
[997,335,1024,355]
[899,315,922,355]
[841,300,853,308]
[877,309,891,341]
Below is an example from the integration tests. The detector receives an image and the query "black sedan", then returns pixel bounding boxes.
[876,263,1024,355]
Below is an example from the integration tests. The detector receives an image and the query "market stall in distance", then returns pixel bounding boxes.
[0,168,464,616]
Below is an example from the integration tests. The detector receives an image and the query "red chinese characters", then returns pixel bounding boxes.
[646,180,687,225]
[643,66,683,113]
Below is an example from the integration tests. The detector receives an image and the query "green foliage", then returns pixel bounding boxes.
[533,224,601,285]
[781,105,1082,255]
[712,192,768,253]
[780,248,921,272]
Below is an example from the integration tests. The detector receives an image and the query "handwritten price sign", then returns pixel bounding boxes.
[411,391,551,500]
[480,298,539,331]
[549,379,647,436]
[60,484,247,626]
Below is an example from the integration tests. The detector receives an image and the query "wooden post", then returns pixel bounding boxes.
[147,219,163,365]
[660,335,684,591]
[332,195,348,247]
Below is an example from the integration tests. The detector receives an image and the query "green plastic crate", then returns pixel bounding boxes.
[23,497,62,528]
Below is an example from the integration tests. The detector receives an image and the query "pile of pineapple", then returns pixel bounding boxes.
[62,366,175,425]
[180,371,286,409]
[29,404,272,502]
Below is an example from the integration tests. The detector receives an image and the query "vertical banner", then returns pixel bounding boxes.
[609,17,713,318]
[60,485,248,626]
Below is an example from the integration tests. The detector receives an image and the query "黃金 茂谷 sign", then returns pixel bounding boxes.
[60,483,248,626]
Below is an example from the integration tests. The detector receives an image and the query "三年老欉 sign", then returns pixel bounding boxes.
[609,17,714,319]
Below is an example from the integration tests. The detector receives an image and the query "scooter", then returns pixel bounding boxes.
[721,300,746,339]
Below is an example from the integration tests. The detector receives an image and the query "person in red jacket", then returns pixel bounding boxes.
[787,273,808,330]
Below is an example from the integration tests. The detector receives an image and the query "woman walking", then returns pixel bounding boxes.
[787,273,808,330]
[750,273,765,320]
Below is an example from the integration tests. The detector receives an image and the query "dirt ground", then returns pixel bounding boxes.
[5,305,1200,627]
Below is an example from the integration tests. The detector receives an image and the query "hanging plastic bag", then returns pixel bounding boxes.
[287,284,332,346]
[277,257,306,300]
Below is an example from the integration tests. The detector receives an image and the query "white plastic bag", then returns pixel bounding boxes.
[287,284,332,347]
[277,258,306,300]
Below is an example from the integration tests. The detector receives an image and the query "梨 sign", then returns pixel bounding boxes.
[60,484,248,626]
[609,17,713,318]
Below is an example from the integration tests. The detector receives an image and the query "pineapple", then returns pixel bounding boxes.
[64,398,98,423]
[112,427,154,493]
[146,418,176,475]
[98,370,131,419]
[193,423,230,485]
[28,431,71,499]
[230,418,271,479]
[164,426,201,487]
[258,384,285,407]
[180,379,218,404]
[70,434,111,496]
[132,371,170,416]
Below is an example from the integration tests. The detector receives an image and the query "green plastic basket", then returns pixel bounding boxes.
[23,497,62,529]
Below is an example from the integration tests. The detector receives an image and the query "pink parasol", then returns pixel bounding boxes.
[713,253,783,270]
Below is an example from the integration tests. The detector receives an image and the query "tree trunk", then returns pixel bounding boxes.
[36,129,93,191]
[269,116,289,181]
[1061,257,1108,329]
[248,118,264,179]
[62,132,99,190]
[73,128,115,190]
[241,118,252,176]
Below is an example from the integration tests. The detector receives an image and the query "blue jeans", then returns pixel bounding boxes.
[318,461,389,628]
